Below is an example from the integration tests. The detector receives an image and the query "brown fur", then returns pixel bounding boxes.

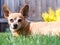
[3,5,60,37]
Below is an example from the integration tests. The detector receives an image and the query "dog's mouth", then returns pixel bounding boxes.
[10,24,21,30]
[11,26,20,31]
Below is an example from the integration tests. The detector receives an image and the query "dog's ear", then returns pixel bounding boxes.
[20,5,29,18]
[2,5,12,18]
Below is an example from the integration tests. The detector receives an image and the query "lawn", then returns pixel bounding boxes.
[0,33,60,45]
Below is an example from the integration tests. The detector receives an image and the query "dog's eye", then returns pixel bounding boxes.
[10,19,14,22]
[18,19,22,22]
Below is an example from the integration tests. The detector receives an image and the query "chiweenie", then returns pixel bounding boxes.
[3,5,60,36]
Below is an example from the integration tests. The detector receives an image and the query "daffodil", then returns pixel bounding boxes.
[56,8,60,22]
[42,12,49,22]
[42,8,56,22]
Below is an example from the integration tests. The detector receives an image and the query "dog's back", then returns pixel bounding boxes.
[30,22,60,35]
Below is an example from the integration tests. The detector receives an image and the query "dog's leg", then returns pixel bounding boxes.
[12,32,20,37]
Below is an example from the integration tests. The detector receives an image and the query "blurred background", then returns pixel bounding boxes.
[0,0,60,32]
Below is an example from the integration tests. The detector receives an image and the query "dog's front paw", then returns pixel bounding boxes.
[12,32,20,37]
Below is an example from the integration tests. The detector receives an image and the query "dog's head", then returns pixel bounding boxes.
[3,5,29,31]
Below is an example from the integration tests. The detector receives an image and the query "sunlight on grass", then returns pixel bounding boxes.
[0,33,60,45]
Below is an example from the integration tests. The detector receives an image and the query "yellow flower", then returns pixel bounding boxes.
[48,8,55,16]
[56,8,60,21]
[42,12,49,22]
[42,8,56,22]
[56,8,60,16]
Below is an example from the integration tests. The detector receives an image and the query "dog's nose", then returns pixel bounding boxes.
[13,24,18,29]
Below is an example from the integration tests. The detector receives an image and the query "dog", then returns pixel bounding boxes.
[3,5,60,36]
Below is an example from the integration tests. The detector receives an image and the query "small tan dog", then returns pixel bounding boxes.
[3,5,60,36]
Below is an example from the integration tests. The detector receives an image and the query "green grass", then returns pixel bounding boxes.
[0,33,60,45]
